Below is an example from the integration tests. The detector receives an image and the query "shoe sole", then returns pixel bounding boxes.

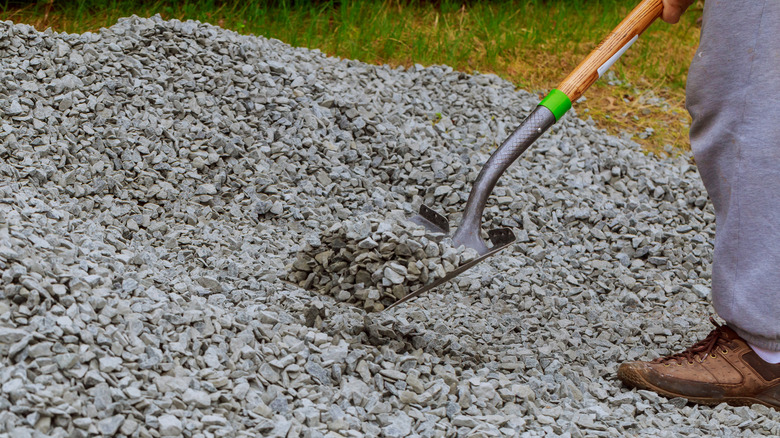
[617,365,780,411]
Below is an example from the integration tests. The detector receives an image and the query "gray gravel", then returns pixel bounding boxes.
[1,15,779,438]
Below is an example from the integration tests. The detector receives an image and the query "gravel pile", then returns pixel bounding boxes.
[288,213,478,311]
[1,15,779,438]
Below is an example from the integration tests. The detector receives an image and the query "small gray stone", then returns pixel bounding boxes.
[201,415,228,426]
[452,415,478,428]
[158,415,182,436]
[383,266,405,285]
[196,276,223,293]
[0,246,21,260]
[0,328,28,344]
[305,361,331,385]
[99,356,123,373]
[195,184,218,195]
[183,388,211,407]
[692,284,710,298]
[122,278,139,292]
[512,384,535,401]
[259,363,281,384]
[98,415,125,436]
[5,100,25,116]
[269,395,289,414]
[120,418,139,436]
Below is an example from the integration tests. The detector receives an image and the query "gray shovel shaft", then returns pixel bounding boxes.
[451,106,557,252]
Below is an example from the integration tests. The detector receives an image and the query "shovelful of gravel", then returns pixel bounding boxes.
[1,15,778,438]
[288,213,480,312]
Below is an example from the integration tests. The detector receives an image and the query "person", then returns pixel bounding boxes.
[617,0,780,410]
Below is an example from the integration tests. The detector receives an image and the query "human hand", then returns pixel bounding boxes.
[662,0,695,24]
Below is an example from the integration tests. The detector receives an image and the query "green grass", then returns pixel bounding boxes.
[1,0,703,154]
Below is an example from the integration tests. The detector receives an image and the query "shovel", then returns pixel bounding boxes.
[386,0,664,311]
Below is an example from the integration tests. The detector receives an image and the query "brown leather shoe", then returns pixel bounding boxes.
[618,317,780,410]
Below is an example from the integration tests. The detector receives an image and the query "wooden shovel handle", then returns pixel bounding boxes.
[557,0,664,102]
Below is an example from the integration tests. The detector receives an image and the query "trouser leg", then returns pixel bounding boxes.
[686,0,780,349]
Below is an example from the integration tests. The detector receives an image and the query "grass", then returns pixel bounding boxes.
[0,0,702,155]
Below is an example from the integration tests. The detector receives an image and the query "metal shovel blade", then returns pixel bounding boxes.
[390,107,557,310]
[384,225,514,311]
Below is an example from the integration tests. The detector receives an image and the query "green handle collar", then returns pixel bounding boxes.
[539,89,572,121]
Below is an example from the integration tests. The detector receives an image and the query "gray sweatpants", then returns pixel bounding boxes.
[686,0,780,350]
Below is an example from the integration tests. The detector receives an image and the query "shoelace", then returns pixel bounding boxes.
[654,317,731,365]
